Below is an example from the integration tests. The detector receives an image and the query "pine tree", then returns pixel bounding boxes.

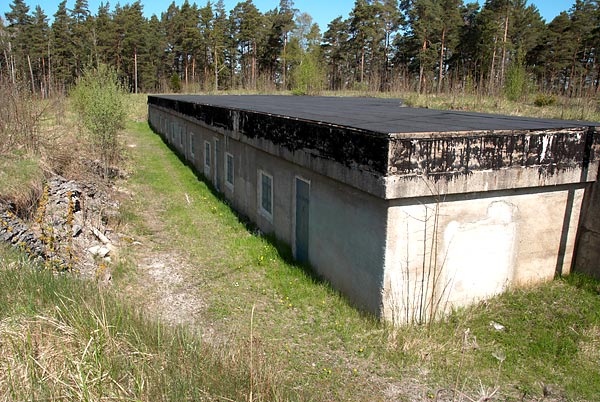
[322,16,351,90]
[230,0,263,88]
[51,0,73,91]
[211,0,229,90]
[70,0,93,78]
[401,0,443,93]
[141,14,166,91]
[114,1,147,92]
[30,5,50,95]
[4,0,32,84]
[93,2,114,67]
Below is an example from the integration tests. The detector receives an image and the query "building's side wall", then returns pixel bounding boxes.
[149,105,388,315]
[574,179,600,278]
[383,186,585,325]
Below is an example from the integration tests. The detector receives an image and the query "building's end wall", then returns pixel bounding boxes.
[383,185,584,325]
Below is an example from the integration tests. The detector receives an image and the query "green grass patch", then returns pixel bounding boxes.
[0,153,44,216]
[0,154,42,197]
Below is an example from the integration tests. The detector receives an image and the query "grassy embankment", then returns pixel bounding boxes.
[1,92,600,400]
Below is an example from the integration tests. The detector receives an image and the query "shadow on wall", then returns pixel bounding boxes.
[573,162,600,278]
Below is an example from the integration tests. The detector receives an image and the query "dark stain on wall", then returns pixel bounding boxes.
[388,128,600,178]
[149,96,390,174]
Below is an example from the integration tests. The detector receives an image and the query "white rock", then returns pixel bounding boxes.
[490,321,505,331]
[88,245,110,258]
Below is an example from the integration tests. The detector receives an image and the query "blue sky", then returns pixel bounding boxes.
[2,0,571,32]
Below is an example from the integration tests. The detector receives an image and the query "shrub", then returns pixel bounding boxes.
[534,93,557,107]
[503,60,527,101]
[71,64,126,177]
[170,72,182,93]
[0,80,45,154]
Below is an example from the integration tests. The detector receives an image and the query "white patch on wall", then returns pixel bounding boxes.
[443,201,517,308]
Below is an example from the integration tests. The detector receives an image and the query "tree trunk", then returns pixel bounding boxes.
[489,34,498,95]
[282,33,287,89]
[500,11,509,87]
[438,26,446,94]
[252,41,257,89]
[134,48,138,94]
[185,56,189,87]
[214,47,219,91]
[418,36,427,94]
[360,36,365,84]
[27,55,35,95]
[569,41,580,96]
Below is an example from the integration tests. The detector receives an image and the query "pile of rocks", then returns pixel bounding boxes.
[1,175,121,280]
[0,204,48,261]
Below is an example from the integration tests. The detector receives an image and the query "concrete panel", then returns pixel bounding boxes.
[309,178,388,314]
[383,186,585,324]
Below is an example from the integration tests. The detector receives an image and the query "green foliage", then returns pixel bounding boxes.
[169,72,182,93]
[71,64,126,174]
[534,93,557,107]
[3,0,598,96]
[290,52,325,95]
[503,59,527,101]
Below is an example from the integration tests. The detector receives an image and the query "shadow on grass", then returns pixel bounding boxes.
[562,272,600,296]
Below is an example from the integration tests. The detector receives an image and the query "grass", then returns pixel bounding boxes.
[399,91,600,122]
[0,153,44,216]
[0,244,291,401]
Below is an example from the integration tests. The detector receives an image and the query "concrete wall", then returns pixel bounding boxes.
[382,184,585,325]
[149,105,387,314]
[574,177,600,278]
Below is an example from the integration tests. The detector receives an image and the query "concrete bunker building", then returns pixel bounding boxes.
[148,95,600,324]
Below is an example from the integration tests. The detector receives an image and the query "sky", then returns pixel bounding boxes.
[2,0,572,32]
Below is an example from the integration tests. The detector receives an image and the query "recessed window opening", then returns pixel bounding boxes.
[204,141,211,176]
[190,132,195,158]
[259,170,273,221]
[225,153,234,190]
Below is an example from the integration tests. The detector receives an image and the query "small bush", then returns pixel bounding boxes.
[0,80,46,154]
[503,61,527,101]
[71,64,127,177]
[170,72,182,93]
[534,93,557,107]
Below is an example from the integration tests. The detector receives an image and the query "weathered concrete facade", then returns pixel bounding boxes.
[148,95,599,324]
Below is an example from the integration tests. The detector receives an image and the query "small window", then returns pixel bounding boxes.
[204,141,211,175]
[190,132,195,158]
[225,153,234,189]
[259,170,273,221]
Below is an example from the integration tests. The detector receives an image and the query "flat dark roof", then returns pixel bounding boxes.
[154,94,597,134]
